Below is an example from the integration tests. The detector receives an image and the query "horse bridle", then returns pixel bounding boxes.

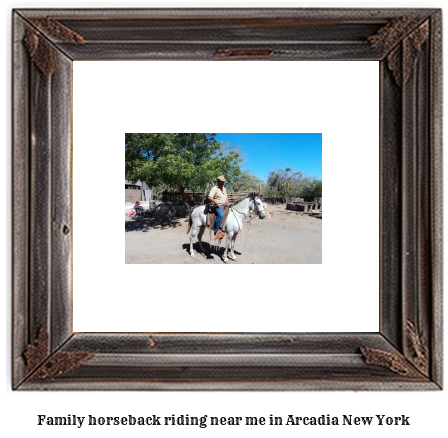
[252,194,265,214]
[232,195,262,215]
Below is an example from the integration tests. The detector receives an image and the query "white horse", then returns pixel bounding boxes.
[187,193,266,263]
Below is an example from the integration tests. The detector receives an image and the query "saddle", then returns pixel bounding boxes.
[204,204,230,241]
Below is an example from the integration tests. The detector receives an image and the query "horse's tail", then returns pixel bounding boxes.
[186,210,193,234]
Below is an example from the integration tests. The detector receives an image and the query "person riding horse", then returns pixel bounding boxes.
[207,175,229,240]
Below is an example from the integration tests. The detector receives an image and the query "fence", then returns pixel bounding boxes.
[227,191,262,204]
[154,190,321,207]
[155,189,262,205]
[260,195,321,203]
[262,196,284,204]
[156,191,206,204]
[259,196,308,204]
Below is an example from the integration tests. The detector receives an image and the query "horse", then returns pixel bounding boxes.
[186,193,266,263]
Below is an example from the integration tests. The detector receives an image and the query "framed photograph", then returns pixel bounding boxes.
[121,132,323,265]
[12,8,442,390]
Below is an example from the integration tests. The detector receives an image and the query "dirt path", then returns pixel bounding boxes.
[125,204,322,264]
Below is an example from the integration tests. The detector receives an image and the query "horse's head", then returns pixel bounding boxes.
[250,193,266,219]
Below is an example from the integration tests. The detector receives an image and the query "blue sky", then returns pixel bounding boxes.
[216,133,322,182]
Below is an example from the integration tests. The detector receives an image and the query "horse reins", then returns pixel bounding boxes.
[230,207,242,231]
[230,197,262,231]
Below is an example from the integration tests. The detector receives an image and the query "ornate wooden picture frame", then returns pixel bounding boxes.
[12,8,442,390]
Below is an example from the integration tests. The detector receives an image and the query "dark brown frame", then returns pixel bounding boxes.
[12,8,442,390]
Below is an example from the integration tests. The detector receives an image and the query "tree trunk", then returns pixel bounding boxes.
[179,184,188,206]
[279,191,287,204]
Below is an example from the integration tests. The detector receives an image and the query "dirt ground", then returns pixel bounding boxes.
[125,204,322,264]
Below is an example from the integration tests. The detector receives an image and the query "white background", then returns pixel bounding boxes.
[73,60,379,332]
[3,1,446,438]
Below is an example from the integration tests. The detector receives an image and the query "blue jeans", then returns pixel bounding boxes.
[214,205,226,233]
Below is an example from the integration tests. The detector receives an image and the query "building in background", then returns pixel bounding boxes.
[125,180,152,202]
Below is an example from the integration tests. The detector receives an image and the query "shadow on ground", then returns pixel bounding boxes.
[125,215,183,232]
[181,242,242,261]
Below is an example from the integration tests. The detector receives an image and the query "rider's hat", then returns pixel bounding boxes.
[216,175,226,182]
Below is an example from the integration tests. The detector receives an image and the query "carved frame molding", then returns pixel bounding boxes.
[12,8,442,390]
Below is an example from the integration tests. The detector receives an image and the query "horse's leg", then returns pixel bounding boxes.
[197,225,206,253]
[229,233,238,260]
[189,226,200,257]
[223,231,233,263]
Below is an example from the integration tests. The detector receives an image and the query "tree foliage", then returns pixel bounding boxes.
[266,167,322,201]
[229,169,264,192]
[125,133,243,203]
[261,183,281,198]
[301,177,322,200]
[267,167,307,203]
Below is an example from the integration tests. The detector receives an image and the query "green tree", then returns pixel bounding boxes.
[301,177,322,200]
[267,167,306,203]
[261,183,281,198]
[230,169,264,192]
[125,133,243,204]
